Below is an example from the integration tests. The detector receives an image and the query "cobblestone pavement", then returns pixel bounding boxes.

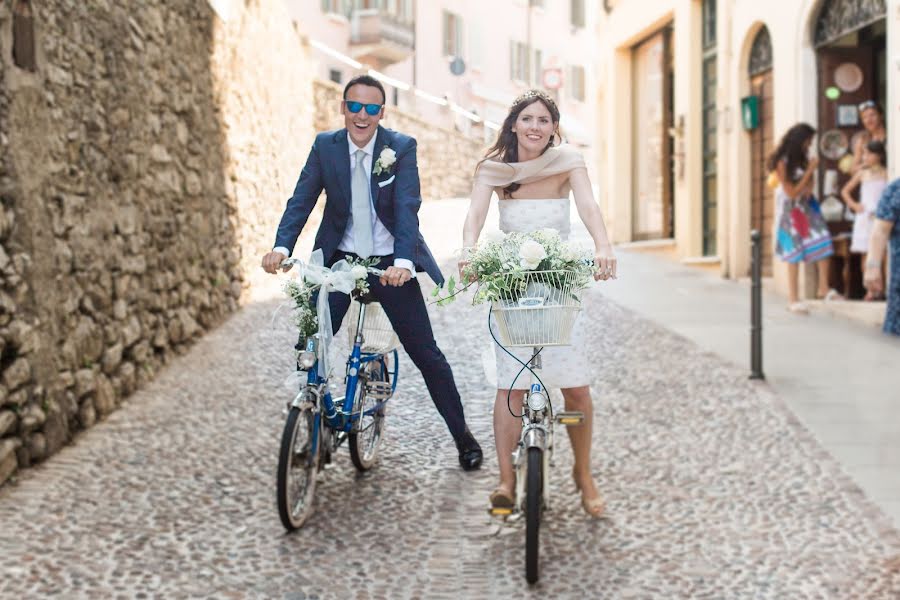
[1,266,899,599]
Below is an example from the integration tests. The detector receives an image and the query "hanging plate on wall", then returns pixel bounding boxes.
[819,129,848,160]
[834,62,864,92]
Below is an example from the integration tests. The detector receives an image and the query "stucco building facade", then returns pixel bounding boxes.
[594,0,898,301]
[284,0,597,156]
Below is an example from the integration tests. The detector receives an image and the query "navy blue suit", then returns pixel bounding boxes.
[273,127,468,439]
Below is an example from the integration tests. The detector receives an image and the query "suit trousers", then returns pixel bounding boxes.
[320,253,468,439]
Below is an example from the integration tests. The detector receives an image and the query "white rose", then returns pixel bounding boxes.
[379,148,396,167]
[483,229,507,243]
[350,265,368,280]
[519,239,547,270]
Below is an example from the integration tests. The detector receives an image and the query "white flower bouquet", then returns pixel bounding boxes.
[283,255,375,339]
[435,229,594,346]
[283,277,320,339]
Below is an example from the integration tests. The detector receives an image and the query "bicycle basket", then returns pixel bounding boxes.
[346,301,401,354]
[490,270,584,347]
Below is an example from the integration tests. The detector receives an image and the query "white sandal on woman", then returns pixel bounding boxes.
[823,289,844,302]
[787,301,809,314]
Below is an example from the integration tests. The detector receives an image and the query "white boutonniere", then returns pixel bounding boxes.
[373,146,396,176]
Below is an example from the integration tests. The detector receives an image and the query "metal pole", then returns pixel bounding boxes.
[750,229,765,380]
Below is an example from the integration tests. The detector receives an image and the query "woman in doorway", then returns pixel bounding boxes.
[769,123,840,314]
[851,101,887,174]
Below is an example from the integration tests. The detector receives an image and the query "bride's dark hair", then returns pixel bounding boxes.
[479,89,561,197]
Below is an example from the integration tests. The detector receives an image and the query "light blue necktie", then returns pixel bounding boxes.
[351,149,374,258]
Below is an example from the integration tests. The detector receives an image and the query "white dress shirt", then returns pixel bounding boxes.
[275,133,414,276]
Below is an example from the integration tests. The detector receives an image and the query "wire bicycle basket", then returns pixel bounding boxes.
[346,301,401,354]
[490,270,583,348]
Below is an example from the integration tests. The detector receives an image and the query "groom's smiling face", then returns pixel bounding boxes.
[342,83,385,148]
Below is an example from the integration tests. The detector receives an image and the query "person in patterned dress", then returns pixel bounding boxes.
[769,123,840,314]
[864,177,900,336]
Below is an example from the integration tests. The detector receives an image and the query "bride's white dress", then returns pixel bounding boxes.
[489,198,591,390]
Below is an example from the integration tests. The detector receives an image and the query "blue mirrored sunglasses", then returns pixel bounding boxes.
[345,101,383,116]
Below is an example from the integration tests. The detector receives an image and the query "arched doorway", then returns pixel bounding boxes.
[748,26,774,277]
[814,0,887,298]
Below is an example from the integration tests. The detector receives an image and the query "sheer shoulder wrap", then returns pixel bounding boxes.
[474,144,586,188]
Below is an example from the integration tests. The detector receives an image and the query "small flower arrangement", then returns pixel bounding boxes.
[433,229,594,305]
[283,278,319,339]
[373,146,396,176]
[283,256,377,338]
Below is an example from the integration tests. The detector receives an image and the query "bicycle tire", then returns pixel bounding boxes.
[348,354,391,471]
[276,406,318,531]
[525,446,543,584]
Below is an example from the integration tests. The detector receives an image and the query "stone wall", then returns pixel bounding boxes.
[0,1,485,487]
[0,0,314,485]
[314,80,484,200]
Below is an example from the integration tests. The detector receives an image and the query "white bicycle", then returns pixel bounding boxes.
[488,269,586,584]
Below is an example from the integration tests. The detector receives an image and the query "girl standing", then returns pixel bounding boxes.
[769,123,839,314]
[841,140,888,299]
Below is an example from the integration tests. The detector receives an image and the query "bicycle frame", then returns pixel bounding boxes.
[291,298,399,455]
[513,353,554,511]
[502,349,584,517]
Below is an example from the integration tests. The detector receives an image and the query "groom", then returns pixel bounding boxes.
[261,75,483,471]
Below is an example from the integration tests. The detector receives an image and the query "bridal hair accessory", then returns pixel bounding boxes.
[511,89,558,111]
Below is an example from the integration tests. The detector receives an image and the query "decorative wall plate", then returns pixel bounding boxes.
[819,129,848,160]
[834,62,863,92]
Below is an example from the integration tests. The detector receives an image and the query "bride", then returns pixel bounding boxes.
[460,89,616,518]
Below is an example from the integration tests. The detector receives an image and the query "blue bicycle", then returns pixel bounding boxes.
[276,258,400,531]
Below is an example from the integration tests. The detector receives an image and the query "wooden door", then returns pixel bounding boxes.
[662,27,674,239]
[749,72,774,277]
[631,28,675,241]
[631,32,667,240]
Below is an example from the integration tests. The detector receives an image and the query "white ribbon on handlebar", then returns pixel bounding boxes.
[297,249,365,376]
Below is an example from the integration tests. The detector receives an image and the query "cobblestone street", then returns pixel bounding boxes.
[1,253,899,598]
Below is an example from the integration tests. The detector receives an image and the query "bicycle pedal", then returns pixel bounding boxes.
[365,380,392,400]
[488,506,514,517]
[555,411,585,426]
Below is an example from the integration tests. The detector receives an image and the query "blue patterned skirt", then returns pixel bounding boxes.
[775,197,834,264]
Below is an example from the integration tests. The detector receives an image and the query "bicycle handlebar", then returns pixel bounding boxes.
[280,257,386,277]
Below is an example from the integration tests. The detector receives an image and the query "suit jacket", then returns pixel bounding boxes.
[274,126,444,286]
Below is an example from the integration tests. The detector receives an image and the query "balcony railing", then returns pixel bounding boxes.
[349,9,414,65]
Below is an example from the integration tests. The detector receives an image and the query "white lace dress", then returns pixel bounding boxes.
[488,198,592,390]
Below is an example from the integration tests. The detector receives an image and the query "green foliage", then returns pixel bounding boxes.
[434,230,594,306]
[282,256,376,338]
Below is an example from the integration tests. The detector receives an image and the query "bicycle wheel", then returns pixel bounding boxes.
[348,353,392,471]
[525,446,543,584]
[277,405,318,531]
